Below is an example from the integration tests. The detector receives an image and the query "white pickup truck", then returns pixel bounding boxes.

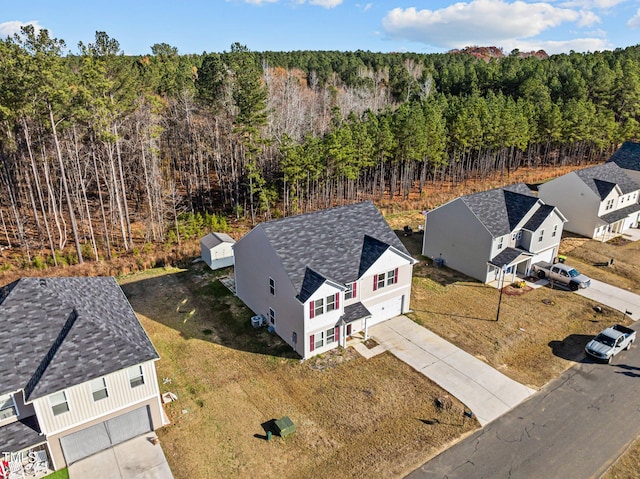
[585,324,636,363]
[531,261,591,290]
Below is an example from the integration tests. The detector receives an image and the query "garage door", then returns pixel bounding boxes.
[60,406,151,465]
[367,295,404,326]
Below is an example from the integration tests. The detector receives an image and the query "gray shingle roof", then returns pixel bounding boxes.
[258,201,411,297]
[489,247,532,267]
[607,141,640,172]
[460,183,538,237]
[200,232,234,249]
[574,163,640,198]
[600,202,640,224]
[0,277,159,401]
[1,415,44,452]
[523,204,555,231]
[342,302,371,324]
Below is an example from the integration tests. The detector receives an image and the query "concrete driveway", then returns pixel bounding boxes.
[576,279,640,321]
[68,434,173,479]
[370,316,536,426]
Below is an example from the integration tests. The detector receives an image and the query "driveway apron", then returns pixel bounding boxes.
[576,279,640,321]
[370,316,536,426]
[68,434,173,479]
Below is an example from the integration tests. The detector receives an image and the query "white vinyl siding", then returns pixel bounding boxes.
[33,361,160,436]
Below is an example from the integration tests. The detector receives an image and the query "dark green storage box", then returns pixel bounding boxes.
[274,416,296,437]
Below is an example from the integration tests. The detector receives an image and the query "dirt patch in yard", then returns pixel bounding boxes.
[119,265,477,479]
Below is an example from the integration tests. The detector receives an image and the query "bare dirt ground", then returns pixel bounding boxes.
[119,264,476,479]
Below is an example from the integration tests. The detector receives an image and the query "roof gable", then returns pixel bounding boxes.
[256,201,411,294]
[607,141,640,172]
[461,183,538,236]
[574,162,640,198]
[201,232,234,249]
[0,277,158,400]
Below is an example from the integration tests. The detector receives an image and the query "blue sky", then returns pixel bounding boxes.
[1,0,639,55]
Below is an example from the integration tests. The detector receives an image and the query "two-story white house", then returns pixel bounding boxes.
[0,277,166,471]
[422,183,567,285]
[538,162,640,240]
[233,201,417,359]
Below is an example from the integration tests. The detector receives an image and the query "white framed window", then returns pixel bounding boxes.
[314,331,324,350]
[552,224,558,237]
[497,237,504,250]
[375,269,398,291]
[538,229,544,242]
[49,391,69,416]
[269,277,275,296]
[128,365,145,388]
[314,298,324,317]
[326,294,336,312]
[345,282,356,300]
[386,269,396,286]
[0,393,17,420]
[326,328,335,344]
[605,199,614,210]
[269,308,276,325]
[89,377,108,402]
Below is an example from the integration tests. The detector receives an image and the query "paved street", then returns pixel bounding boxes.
[406,323,640,479]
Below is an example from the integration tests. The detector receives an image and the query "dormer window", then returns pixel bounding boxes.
[0,393,17,420]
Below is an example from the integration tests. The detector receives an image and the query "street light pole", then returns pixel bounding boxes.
[495,265,506,322]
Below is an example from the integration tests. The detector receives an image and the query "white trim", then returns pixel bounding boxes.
[44,395,159,436]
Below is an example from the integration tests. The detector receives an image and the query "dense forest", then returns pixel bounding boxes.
[1,27,639,267]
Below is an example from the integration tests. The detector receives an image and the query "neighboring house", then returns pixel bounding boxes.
[422,183,567,285]
[233,201,417,359]
[0,277,166,471]
[538,162,640,240]
[200,232,235,270]
[607,140,640,185]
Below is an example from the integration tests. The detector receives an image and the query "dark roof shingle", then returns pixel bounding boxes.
[460,183,538,236]
[574,162,640,198]
[258,201,411,294]
[607,141,640,172]
[0,277,158,400]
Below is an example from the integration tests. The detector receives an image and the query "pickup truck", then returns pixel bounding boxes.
[531,261,591,290]
[585,324,636,363]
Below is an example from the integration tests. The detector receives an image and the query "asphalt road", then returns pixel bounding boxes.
[407,323,640,479]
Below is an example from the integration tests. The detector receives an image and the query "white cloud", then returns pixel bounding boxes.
[577,9,601,26]
[0,20,43,38]
[559,0,628,9]
[309,0,343,7]
[356,2,373,11]
[382,1,581,49]
[502,36,610,53]
[627,8,640,28]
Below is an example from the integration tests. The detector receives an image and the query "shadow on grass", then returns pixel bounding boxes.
[119,263,300,359]
[548,334,593,362]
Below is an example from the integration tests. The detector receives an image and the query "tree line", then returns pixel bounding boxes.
[1,28,639,266]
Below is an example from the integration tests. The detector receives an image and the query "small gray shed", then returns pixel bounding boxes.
[200,232,235,270]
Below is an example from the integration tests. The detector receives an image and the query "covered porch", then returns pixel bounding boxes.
[0,416,52,478]
[597,204,640,241]
[486,247,534,289]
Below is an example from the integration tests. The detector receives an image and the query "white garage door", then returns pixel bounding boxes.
[367,295,404,326]
[531,248,555,266]
[60,406,151,465]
